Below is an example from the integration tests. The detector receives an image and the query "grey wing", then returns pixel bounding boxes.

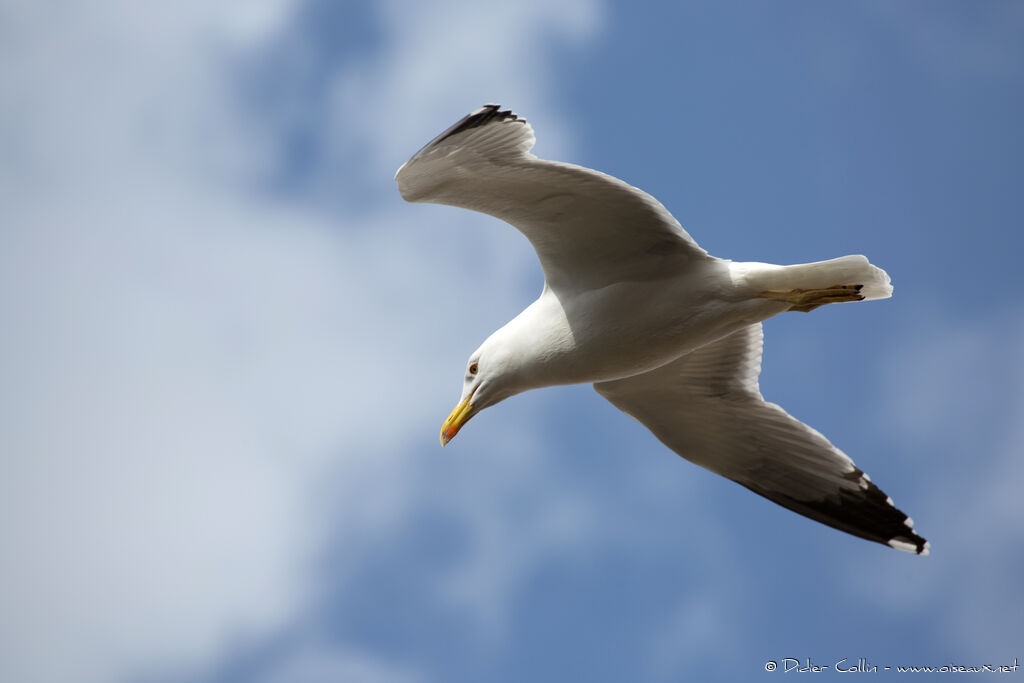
[594,324,929,554]
[395,105,710,292]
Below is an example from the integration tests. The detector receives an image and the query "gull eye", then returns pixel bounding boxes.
[469,363,479,375]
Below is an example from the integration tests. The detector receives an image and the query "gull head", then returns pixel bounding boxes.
[440,337,524,446]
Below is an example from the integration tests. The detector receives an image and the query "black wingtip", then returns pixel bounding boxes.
[432,104,525,145]
[821,468,930,555]
[888,533,931,556]
[746,466,930,555]
[885,515,930,555]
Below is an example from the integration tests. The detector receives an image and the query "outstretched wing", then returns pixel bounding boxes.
[395,105,709,292]
[594,324,929,554]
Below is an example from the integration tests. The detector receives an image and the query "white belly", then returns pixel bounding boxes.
[515,259,782,386]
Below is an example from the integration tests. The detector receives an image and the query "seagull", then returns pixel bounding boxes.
[395,105,928,555]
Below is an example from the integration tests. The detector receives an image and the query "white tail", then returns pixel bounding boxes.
[733,255,893,302]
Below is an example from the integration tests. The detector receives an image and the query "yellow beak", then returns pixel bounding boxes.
[440,397,475,446]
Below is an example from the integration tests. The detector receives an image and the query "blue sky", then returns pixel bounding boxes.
[2,1,1023,681]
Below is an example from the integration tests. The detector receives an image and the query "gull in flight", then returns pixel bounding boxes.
[396,105,928,554]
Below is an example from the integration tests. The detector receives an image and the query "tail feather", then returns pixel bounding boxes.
[734,255,893,302]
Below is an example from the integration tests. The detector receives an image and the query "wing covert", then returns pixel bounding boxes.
[395,105,709,291]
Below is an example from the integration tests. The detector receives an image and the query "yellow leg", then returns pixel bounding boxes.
[759,284,865,313]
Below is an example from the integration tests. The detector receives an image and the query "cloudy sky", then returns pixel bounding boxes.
[2,1,1023,681]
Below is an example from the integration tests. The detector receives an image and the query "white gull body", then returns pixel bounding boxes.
[396,105,928,555]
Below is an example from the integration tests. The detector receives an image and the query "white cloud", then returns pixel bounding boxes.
[0,0,605,681]
[432,412,599,631]
[252,642,423,683]
[308,0,602,188]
